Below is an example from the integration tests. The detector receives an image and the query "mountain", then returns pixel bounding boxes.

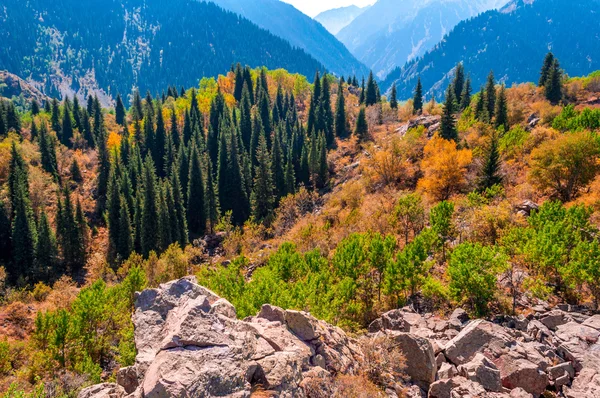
[314,5,369,35]
[382,0,600,100]
[0,0,324,103]
[207,0,369,78]
[337,0,508,78]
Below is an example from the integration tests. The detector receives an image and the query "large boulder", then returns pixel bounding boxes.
[457,353,502,392]
[82,278,363,398]
[368,309,410,333]
[388,332,436,388]
[443,320,512,365]
[564,367,600,398]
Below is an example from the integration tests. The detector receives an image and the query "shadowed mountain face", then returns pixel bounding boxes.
[382,0,600,100]
[338,0,508,78]
[315,5,369,35]
[0,0,324,102]
[208,0,370,78]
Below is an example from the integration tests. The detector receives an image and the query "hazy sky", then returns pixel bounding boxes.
[281,0,376,17]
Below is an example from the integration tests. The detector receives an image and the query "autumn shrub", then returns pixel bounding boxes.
[32,283,51,302]
[359,335,406,392]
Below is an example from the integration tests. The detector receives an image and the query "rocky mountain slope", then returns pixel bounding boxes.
[337,0,507,77]
[80,277,600,398]
[382,0,600,100]
[0,0,323,104]
[207,0,369,77]
[314,5,369,35]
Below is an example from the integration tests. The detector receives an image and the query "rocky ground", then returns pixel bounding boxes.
[80,278,600,398]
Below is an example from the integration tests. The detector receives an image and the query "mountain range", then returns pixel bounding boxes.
[207,0,370,78]
[0,0,325,103]
[382,0,600,100]
[337,0,509,78]
[314,5,369,35]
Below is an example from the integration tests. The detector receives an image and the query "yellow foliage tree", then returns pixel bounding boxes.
[418,135,473,201]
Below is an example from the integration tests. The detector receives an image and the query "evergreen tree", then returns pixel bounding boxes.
[107,165,123,263]
[243,67,254,105]
[38,122,59,179]
[72,96,82,132]
[182,110,192,146]
[480,133,502,190]
[204,155,219,234]
[115,94,126,126]
[158,183,172,251]
[319,75,334,147]
[484,71,496,119]
[474,87,488,122]
[271,129,285,200]
[284,152,296,196]
[413,78,423,114]
[70,158,83,183]
[30,119,38,141]
[494,84,509,130]
[240,85,253,150]
[440,86,458,142]
[315,132,328,189]
[56,189,85,275]
[95,129,110,216]
[170,170,188,247]
[354,107,368,142]
[154,105,166,176]
[35,209,59,282]
[6,103,21,132]
[307,71,321,135]
[233,64,244,103]
[170,108,180,150]
[539,52,555,87]
[117,196,133,261]
[250,113,263,167]
[31,100,40,116]
[74,198,88,271]
[0,107,6,137]
[460,77,472,111]
[187,145,206,237]
[365,71,378,106]
[61,100,73,146]
[251,133,275,223]
[453,63,465,103]
[51,99,61,137]
[390,83,398,110]
[258,89,272,147]
[141,155,160,256]
[144,104,155,157]
[11,180,37,283]
[0,200,11,264]
[545,58,563,104]
[359,77,366,104]
[334,81,348,138]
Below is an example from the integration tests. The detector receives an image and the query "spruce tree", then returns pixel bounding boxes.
[170,170,188,247]
[284,153,296,196]
[95,129,110,216]
[227,130,250,224]
[484,71,496,119]
[0,107,6,138]
[107,166,123,263]
[9,161,36,283]
[170,108,180,150]
[6,103,21,133]
[187,145,206,237]
[233,64,244,103]
[70,159,83,183]
[240,85,253,151]
[204,155,219,234]
[480,133,502,190]
[545,58,563,104]
[413,78,423,114]
[390,83,398,110]
[56,189,85,275]
[452,63,465,103]
[243,67,254,105]
[31,100,40,116]
[334,81,348,138]
[51,99,61,137]
[354,107,368,142]
[319,75,334,147]
[141,155,160,256]
[38,122,59,179]
[0,200,12,264]
[8,142,29,215]
[115,94,126,126]
[154,105,166,177]
[74,198,88,271]
[474,87,488,122]
[61,101,73,147]
[460,77,472,110]
[271,129,285,200]
[539,52,555,87]
[30,119,38,141]
[158,183,172,251]
[494,84,509,130]
[307,71,321,135]
[72,96,82,132]
[258,90,272,147]
[251,133,275,223]
[117,196,133,261]
[315,132,328,189]
[440,86,458,142]
[365,71,378,106]
[35,209,59,282]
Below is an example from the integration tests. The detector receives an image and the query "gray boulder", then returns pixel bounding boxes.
[457,353,502,392]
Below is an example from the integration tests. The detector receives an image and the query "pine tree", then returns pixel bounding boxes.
[539,52,555,87]
[158,183,172,251]
[307,71,321,135]
[365,71,378,106]
[251,133,275,223]
[440,86,458,142]
[95,129,110,216]
[319,75,335,147]
[187,145,206,237]
[452,63,465,103]
[74,198,88,271]
[494,84,509,130]
[0,200,12,264]
[170,108,181,150]
[484,71,496,119]
[9,164,36,283]
[107,166,123,263]
[0,107,6,137]
[359,77,366,104]
[460,77,472,111]
[474,87,488,122]
[35,209,59,282]
[240,85,253,150]
[8,142,29,215]
[354,107,368,142]
[30,119,38,141]
[258,89,272,147]
[51,99,61,137]
[545,58,563,104]
[233,64,244,102]
[70,158,83,183]
[170,170,188,247]
[72,96,82,132]
[480,133,502,190]
[60,100,73,147]
[334,81,348,138]
[271,129,285,200]
[204,155,219,234]
[315,132,328,189]
[117,196,133,261]
[154,105,166,177]
[413,78,423,114]
[115,94,126,126]
[284,151,296,196]
[31,100,40,116]
[38,122,59,179]
[56,189,81,274]
[6,103,21,132]
[390,83,398,110]
[141,155,160,256]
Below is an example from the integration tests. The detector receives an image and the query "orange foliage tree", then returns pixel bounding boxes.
[417,135,473,201]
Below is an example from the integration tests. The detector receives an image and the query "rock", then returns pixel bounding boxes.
[555,321,600,343]
[547,362,575,380]
[396,115,441,137]
[285,310,320,341]
[367,309,410,333]
[457,353,502,392]
[116,366,138,394]
[78,384,125,398]
[509,388,533,398]
[258,304,286,323]
[438,362,458,380]
[494,356,548,397]
[436,352,446,367]
[515,200,539,217]
[428,376,485,398]
[564,367,600,398]
[582,314,600,330]
[444,320,512,365]
[390,332,436,388]
[539,310,573,331]
[209,298,236,319]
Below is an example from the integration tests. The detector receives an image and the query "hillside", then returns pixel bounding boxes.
[207,0,369,78]
[0,0,324,104]
[383,0,600,100]
[314,5,369,35]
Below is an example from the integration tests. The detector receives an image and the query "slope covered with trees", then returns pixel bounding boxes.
[382,0,600,100]
[0,0,324,103]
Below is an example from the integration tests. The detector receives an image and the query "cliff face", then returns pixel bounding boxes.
[81,278,600,398]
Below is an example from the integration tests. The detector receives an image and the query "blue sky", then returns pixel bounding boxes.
[281,0,375,17]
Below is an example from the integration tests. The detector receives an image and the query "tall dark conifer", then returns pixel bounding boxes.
[365,71,378,106]
[539,52,555,87]
[187,145,206,237]
[390,83,398,110]
[141,156,160,256]
[115,94,126,126]
[251,134,275,223]
[413,78,423,114]
[334,82,348,138]
[484,71,496,119]
[440,86,458,142]
[494,85,508,130]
